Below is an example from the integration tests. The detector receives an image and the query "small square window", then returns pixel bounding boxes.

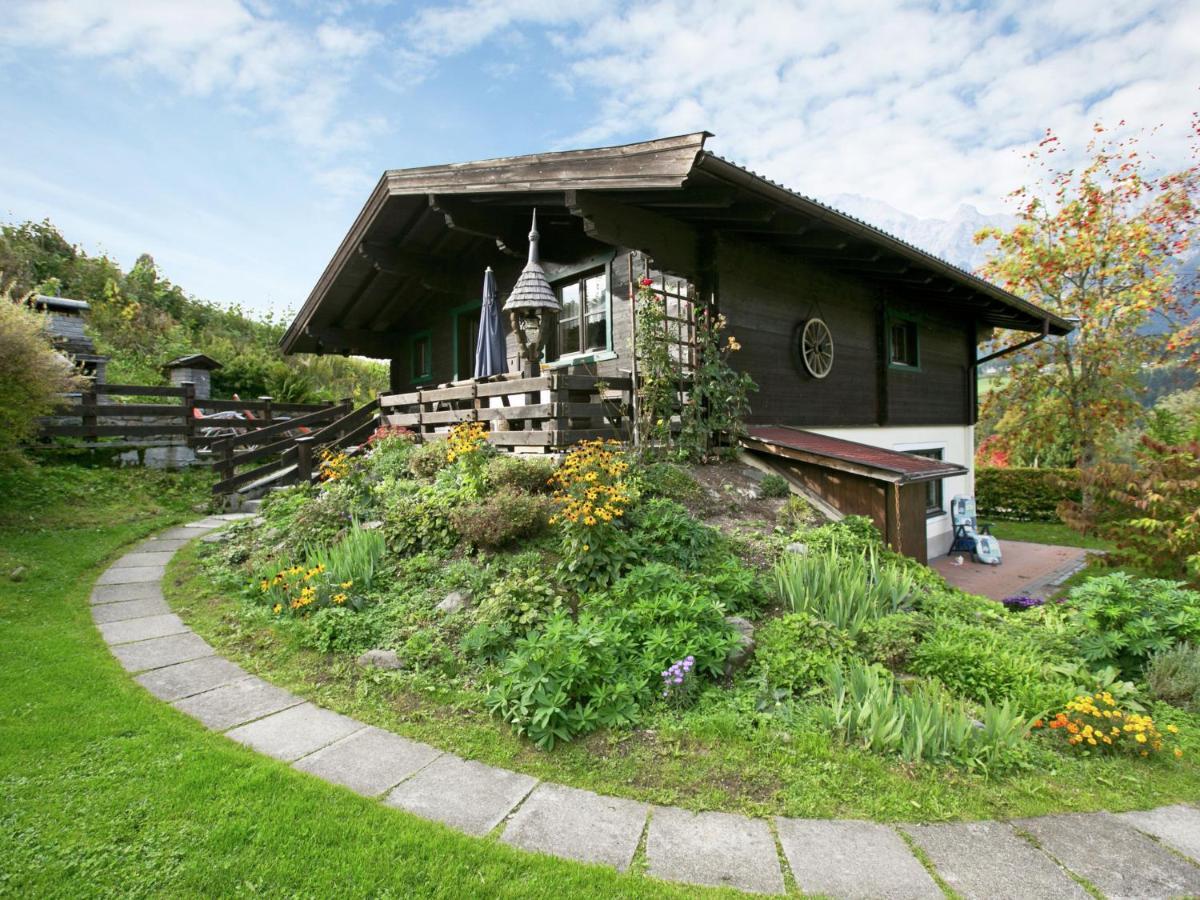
[890,320,919,368]
[907,448,945,517]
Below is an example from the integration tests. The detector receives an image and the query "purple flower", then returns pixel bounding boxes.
[1002,595,1045,610]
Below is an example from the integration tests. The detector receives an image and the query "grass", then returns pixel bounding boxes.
[167,543,1200,825]
[0,462,715,898]
[986,519,1115,551]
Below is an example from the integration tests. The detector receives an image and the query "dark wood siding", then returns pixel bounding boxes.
[715,235,974,428]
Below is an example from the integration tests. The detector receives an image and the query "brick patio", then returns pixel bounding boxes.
[931,539,1091,601]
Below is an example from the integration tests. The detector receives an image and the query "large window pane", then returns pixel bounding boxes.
[560,282,580,321]
[586,314,606,351]
[561,320,580,355]
[584,274,607,313]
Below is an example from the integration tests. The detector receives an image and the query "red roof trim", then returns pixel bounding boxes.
[744,426,968,484]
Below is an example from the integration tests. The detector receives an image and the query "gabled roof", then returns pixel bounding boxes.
[163,353,223,371]
[282,133,1071,356]
[31,294,89,312]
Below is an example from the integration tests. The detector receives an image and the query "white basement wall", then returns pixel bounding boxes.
[806,424,975,559]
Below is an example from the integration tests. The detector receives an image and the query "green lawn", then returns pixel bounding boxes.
[987,519,1115,551]
[0,464,711,898]
[167,541,1200,826]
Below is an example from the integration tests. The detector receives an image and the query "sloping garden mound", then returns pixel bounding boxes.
[175,427,1200,821]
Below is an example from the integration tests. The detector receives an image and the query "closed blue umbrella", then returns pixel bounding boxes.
[474,266,506,378]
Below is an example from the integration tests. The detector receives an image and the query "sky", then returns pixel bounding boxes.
[2,0,1197,319]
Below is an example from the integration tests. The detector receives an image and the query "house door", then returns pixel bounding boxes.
[454,306,481,380]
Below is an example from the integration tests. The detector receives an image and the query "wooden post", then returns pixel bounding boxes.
[295,436,314,483]
[258,395,274,427]
[81,383,98,443]
[180,381,196,444]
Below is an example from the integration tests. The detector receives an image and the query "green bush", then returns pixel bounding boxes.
[759,473,790,498]
[462,569,567,661]
[753,613,855,694]
[858,612,929,670]
[975,466,1080,521]
[1145,644,1200,712]
[596,563,739,680]
[364,434,418,484]
[772,544,917,637]
[408,440,449,479]
[449,487,551,549]
[697,556,765,614]
[487,612,640,749]
[300,606,381,654]
[909,621,1060,712]
[817,660,1029,769]
[791,516,881,554]
[485,454,555,494]
[776,494,816,529]
[382,480,466,554]
[1067,573,1200,675]
[628,498,722,570]
[634,461,705,505]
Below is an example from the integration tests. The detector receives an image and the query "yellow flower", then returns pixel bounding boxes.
[1175,748,1184,758]
[1135,733,1147,744]
[273,603,282,614]
[1166,724,1179,734]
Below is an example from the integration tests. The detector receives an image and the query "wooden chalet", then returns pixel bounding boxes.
[281,133,1071,562]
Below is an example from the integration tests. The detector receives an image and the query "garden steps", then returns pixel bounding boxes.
[90,521,1200,898]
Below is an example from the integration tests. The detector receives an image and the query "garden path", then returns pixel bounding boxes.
[932,540,1090,601]
[93,518,1200,898]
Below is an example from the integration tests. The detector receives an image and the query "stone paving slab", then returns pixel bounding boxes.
[501,782,648,871]
[777,818,940,899]
[95,564,167,586]
[135,538,191,553]
[225,702,364,762]
[111,550,178,568]
[1116,803,1200,861]
[110,632,215,673]
[189,517,230,528]
[173,676,303,731]
[155,526,215,541]
[134,655,248,702]
[385,755,537,837]
[91,582,164,605]
[647,806,784,895]
[98,612,189,645]
[903,821,1088,900]
[91,596,171,624]
[294,726,442,797]
[1017,811,1200,899]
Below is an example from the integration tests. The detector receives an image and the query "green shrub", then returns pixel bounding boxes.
[408,440,449,478]
[485,454,555,494]
[449,487,551,549]
[776,494,816,528]
[487,612,640,749]
[382,480,465,554]
[634,461,705,504]
[759,473,789,498]
[817,660,1030,769]
[628,498,722,570]
[975,466,1080,521]
[364,433,417,483]
[858,612,929,670]
[300,606,382,654]
[753,613,855,694]
[596,563,739,680]
[697,556,765,614]
[772,544,917,637]
[909,621,1059,712]
[462,569,567,661]
[1145,644,1200,711]
[791,516,881,554]
[1067,573,1200,675]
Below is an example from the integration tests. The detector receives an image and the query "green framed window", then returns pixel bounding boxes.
[888,316,920,369]
[410,330,433,384]
[449,301,482,381]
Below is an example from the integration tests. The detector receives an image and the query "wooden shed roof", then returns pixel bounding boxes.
[282,133,1072,356]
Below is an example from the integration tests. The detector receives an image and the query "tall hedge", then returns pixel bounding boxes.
[975,467,1080,520]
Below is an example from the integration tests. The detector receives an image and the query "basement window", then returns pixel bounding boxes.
[410,330,432,384]
[889,319,919,368]
[907,448,945,517]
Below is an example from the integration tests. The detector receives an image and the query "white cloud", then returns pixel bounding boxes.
[1,0,383,163]
[400,0,1200,219]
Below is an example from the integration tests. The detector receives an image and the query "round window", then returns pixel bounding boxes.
[798,317,834,379]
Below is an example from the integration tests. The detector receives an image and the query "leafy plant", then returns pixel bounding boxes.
[677,308,757,460]
[817,661,1029,769]
[776,495,816,529]
[486,612,640,749]
[408,440,449,479]
[633,461,705,505]
[790,516,882,555]
[382,480,467,554]
[449,487,551,549]
[485,454,555,494]
[1034,691,1183,758]
[753,613,855,694]
[1067,573,1200,675]
[1145,644,1200,712]
[462,569,568,662]
[628,497,722,570]
[300,606,382,654]
[858,612,928,670]
[772,544,917,637]
[304,524,386,591]
[975,467,1080,521]
[758,473,789,498]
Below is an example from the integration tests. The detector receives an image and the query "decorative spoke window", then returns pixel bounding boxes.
[556,271,609,359]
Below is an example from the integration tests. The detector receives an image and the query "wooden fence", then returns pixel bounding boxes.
[378,373,632,451]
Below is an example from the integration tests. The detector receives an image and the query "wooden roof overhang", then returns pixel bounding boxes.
[282,132,1071,357]
[744,426,970,485]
